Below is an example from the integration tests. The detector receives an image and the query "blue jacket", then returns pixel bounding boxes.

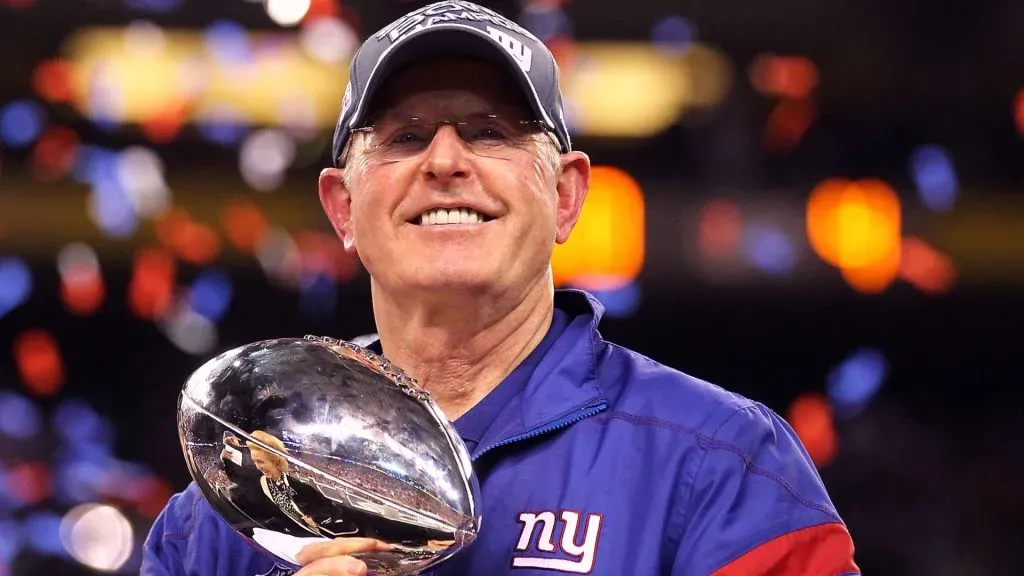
[142,290,859,576]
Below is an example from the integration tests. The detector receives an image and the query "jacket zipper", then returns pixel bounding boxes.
[472,400,608,462]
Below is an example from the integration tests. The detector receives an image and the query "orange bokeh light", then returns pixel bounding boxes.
[14,329,65,397]
[807,178,902,293]
[900,236,956,295]
[141,101,188,143]
[156,208,222,265]
[32,58,74,103]
[786,392,838,468]
[129,247,176,319]
[552,166,645,290]
[222,199,270,253]
[749,54,820,99]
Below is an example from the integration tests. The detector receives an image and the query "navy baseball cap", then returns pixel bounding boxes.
[330,0,572,168]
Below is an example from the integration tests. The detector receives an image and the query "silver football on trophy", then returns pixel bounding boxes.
[176,335,481,575]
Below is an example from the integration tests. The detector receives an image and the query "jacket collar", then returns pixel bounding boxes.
[366,289,608,451]
[470,289,608,455]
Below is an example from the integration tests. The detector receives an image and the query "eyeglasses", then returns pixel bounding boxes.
[348,115,551,162]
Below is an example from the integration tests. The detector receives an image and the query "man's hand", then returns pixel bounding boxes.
[294,538,392,576]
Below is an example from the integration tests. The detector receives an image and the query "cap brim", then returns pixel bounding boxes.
[345,24,557,136]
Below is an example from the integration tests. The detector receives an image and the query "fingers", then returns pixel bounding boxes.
[296,538,383,565]
[292,556,367,576]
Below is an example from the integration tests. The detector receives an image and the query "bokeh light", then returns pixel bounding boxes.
[909,145,958,212]
[32,59,74,103]
[651,15,695,53]
[589,281,642,318]
[60,504,134,572]
[58,243,106,316]
[239,129,296,192]
[155,208,222,265]
[32,125,80,182]
[0,391,43,440]
[827,347,888,419]
[743,223,796,276]
[8,462,52,506]
[552,166,645,290]
[900,236,956,295]
[188,268,233,322]
[299,16,358,64]
[128,247,176,319]
[0,100,46,148]
[807,178,902,293]
[0,257,33,319]
[221,198,270,253]
[265,0,312,27]
[14,329,65,397]
[696,199,743,262]
[749,54,819,99]
[24,511,68,557]
[786,392,838,468]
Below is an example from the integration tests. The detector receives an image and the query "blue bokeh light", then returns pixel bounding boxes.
[910,145,958,212]
[651,15,696,52]
[204,20,252,66]
[744,224,796,276]
[190,269,234,322]
[519,5,574,41]
[826,347,888,419]
[0,257,32,319]
[52,399,116,449]
[23,512,66,557]
[0,392,42,440]
[89,179,140,238]
[589,282,642,318]
[0,100,46,148]
[0,519,21,563]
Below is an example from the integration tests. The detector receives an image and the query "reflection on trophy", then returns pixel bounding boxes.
[177,335,481,575]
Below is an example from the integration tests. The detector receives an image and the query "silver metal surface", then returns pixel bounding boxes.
[177,335,481,575]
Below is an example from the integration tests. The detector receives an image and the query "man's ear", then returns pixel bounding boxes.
[318,168,357,253]
[554,151,591,244]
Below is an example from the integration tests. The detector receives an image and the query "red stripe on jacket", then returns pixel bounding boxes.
[712,522,860,576]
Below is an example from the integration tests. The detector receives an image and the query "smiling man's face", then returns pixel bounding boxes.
[321,58,583,301]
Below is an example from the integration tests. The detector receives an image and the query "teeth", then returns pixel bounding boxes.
[418,208,486,225]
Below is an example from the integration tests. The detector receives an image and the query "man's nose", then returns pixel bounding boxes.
[421,125,470,183]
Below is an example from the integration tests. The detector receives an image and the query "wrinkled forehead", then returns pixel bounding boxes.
[365,57,534,121]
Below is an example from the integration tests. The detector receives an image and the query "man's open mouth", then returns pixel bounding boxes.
[413,207,495,226]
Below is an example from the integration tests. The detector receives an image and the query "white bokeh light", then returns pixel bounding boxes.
[239,129,296,192]
[57,243,101,279]
[265,0,311,27]
[161,300,218,355]
[123,20,166,55]
[299,17,359,64]
[59,504,133,572]
[117,146,170,217]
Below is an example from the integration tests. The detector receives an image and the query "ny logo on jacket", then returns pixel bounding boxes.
[140,290,860,576]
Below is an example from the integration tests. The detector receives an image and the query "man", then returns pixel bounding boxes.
[142,2,860,575]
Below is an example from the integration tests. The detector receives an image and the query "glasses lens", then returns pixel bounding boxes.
[362,117,544,161]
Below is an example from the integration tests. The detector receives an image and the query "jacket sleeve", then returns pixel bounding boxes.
[141,484,198,576]
[671,403,860,576]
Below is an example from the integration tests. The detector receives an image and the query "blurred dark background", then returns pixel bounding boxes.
[0,1,1022,575]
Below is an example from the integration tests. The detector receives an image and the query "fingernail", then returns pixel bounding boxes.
[347,562,367,575]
